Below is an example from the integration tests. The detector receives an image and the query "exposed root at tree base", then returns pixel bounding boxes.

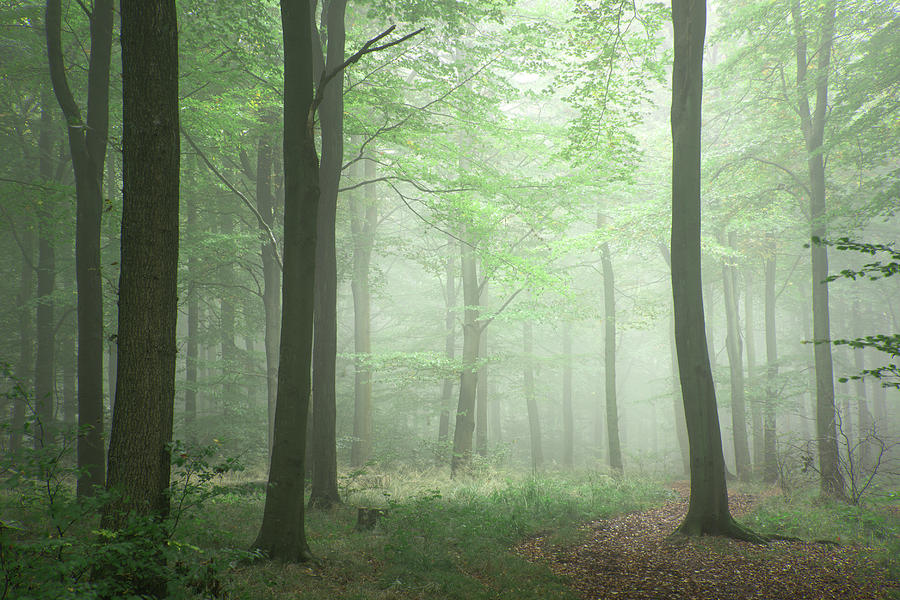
[515,485,896,599]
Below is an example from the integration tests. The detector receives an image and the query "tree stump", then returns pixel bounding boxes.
[355,507,387,531]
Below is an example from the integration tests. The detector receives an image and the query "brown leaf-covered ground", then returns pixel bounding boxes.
[516,483,897,600]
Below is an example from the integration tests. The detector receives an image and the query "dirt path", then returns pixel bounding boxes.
[516,484,896,599]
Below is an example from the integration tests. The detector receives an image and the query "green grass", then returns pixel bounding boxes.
[189,469,673,600]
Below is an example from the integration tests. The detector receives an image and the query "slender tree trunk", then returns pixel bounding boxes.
[745,271,763,473]
[350,153,376,466]
[523,320,543,471]
[219,209,238,415]
[252,135,281,459]
[184,197,199,440]
[46,0,113,497]
[438,245,456,444]
[722,241,751,481]
[791,0,844,499]
[34,92,56,446]
[308,0,347,510]
[476,281,488,457]
[601,239,622,471]
[103,0,180,571]
[62,332,76,426]
[252,0,317,562]
[852,301,872,468]
[671,0,757,539]
[451,235,480,476]
[562,321,574,467]
[764,248,778,483]
[11,228,34,451]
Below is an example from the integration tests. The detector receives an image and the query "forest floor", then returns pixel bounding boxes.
[515,481,898,600]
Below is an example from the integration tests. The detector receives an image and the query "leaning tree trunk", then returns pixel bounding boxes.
[103,0,180,541]
[350,148,377,467]
[791,0,844,499]
[523,320,543,471]
[46,0,113,498]
[671,0,759,540]
[252,0,317,562]
[601,238,622,471]
[722,242,751,481]
[764,247,778,483]
[451,235,481,476]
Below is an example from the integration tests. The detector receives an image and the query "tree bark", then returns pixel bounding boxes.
[219,209,238,415]
[350,153,376,466]
[660,244,690,475]
[103,0,180,547]
[852,301,873,468]
[252,0,317,562]
[721,239,751,481]
[46,0,113,497]
[764,248,778,483]
[671,0,757,539]
[601,239,622,471]
[745,270,763,473]
[523,320,543,471]
[309,0,347,509]
[562,321,574,467]
[791,0,844,499]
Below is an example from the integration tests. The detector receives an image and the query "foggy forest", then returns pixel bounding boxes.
[0,0,898,598]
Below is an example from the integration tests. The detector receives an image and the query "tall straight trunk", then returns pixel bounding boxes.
[523,320,543,471]
[219,210,238,414]
[451,235,480,476]
[104,0,179,544]
[308,0,347,509]
[34,91,56,445]
[255,135,281,458]
[562,321,574,467]
[438,245,456,444]
[601,239,622,471]
[871,369,887,435]
[62,333,76,425]
[11,228,34,451]
[722,241,751,481]
[489,360,501,445]
[852,302,872,464]
[476,281,488,457]
[671,0,757,539]
[350,153,376,466]
[184,196,199,439]
[46,0,113,498]
[660,243,690,475]
[792,0,843,499]
[252,0,318,562]
[745,271,763,472]
[764,249,778,483]
[107,338,117,411]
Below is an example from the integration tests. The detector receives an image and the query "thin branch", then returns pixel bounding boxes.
[180,126,283,271]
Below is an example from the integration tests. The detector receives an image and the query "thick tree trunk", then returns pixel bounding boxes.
[350,153,376,466]
[764,250,778,483]
[103,0,179,540]
[438,246,456,444]
[660,244,690,475]
[601,240,622,471]
[523,321,543,471]
[791,0,844,499]
[722,243,751,481]
[46,0,113,497]
[671,0,757,539]
[476,281,488,457]
[562,321,574,467]
[252,0,317,562]
[451,236,480,476]
[309,0,347,509]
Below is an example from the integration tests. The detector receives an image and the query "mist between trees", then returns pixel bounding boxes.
[0,0,898,597]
